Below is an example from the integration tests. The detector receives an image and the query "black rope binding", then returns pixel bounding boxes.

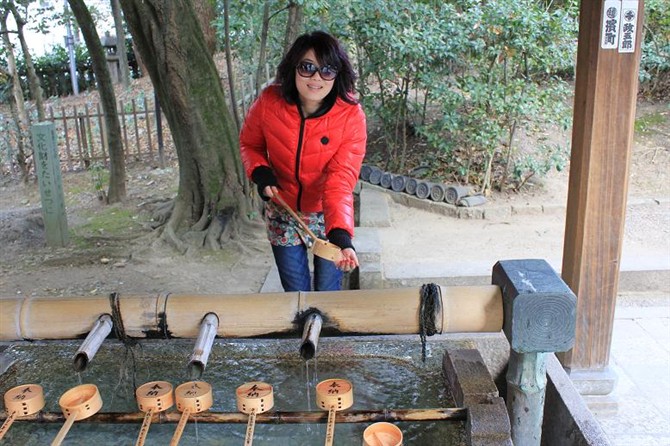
[108,292,139,391]
[419,283,441,362]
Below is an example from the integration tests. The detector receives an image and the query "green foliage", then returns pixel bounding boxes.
[329,0,576,191]
[634,110,667,134]
[14,43,93,97]
[89,162,109,201]
[72,206,144,240]
[640,0,670,98]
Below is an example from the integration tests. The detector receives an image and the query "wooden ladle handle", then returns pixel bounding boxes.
[51,409,79,446]
[169,408,191,446]
[135,408,155,446]
[274,195,320,241]
[243,409,257,446]
[324,406,336,446]
[0,411,17,440]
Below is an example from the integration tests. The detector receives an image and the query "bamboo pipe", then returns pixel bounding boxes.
[73,314,113,372]
[0,408,466,424]
[0,286,503,341]
[299,312,323,360]
[187,313,219,379]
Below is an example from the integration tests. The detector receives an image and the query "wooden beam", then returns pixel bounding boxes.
[560,1,645,373]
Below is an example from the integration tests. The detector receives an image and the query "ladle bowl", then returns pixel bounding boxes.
[316,378,353,411]
[175,381,213,414]
[311,239,343,263]
[4,383,45,417]
[136,380,174,413]
[236,381,274,414]
[363,422,404,446]
[0,384,45,440]
[58,383,102,421]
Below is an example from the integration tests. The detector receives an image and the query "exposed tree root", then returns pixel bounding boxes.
[146,196,268,255]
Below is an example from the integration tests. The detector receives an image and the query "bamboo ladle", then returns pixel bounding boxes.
[170,381,213,446]
[363,422,404,446]
[0,384,45,440]
[135,381,174,446]
[51,384,102,446]
[274,195,343,263]
[236,381,274,446]
[316,378,354,446]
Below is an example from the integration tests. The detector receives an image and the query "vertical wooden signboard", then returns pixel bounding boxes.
[31,122,69,247]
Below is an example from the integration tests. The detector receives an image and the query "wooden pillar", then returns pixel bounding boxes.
[559,1,645,393]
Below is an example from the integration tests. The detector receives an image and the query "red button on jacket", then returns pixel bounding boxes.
[240,85,367,238]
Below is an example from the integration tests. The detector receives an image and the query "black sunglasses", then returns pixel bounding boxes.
[296,61,338,81]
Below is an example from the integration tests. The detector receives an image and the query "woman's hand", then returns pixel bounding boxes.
[263,185,280,199]
[337,248,359,272]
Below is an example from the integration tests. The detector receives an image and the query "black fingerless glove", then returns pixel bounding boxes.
[251,166,279,201]
[327,228,354,251]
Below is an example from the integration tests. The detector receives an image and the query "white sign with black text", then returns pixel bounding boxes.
[618,1,639,53]
[601,0,621,50]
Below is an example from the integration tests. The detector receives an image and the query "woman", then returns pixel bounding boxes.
[239,31,366,292]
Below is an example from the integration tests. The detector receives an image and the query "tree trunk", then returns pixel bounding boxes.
[222,0,240,131]
[67,0,126,203]
[255,1,270,96]
[0,9,30,182]
[119,0,249,251]
[8,3,45,121]
[193,0,217,55]
[283,2,303,55]
[110,0,130,88]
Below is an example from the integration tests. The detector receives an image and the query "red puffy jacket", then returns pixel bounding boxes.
[239,85,367,237]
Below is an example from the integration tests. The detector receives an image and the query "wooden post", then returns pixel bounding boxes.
[60,106,74,170]
[30,122,69,247]
[492,259,577,446]
[559,0,645,393]
[154,90,165,168]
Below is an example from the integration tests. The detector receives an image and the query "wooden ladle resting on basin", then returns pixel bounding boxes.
[52,384,102,446]
[274,195,343,263]
[0,384,45,440]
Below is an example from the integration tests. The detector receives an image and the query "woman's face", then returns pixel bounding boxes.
[295,49,336,111]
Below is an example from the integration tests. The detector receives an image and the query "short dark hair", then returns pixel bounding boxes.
[276,31,358,109]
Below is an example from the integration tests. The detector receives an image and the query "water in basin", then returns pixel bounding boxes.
[0,337,467,445]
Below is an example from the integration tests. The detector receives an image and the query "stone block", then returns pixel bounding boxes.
[483,206,512,220]
[467,397,513,446]
[511,204,544,216]
[358,262,384,290]
[443,349,499,407]
[359,185,391,227]
[458,207,485,219]
[354,227,382,264]
[492,259,577,353]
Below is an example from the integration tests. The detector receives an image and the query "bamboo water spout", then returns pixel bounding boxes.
[187,313,219,379]
[299,312,323,360]
[73,314,113,372]
[0,286,503,341]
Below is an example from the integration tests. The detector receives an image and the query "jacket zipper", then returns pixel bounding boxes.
[294,113,307,212]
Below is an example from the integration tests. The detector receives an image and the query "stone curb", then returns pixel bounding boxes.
[361,182,670,221]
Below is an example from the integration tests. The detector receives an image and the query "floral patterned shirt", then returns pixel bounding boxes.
[265,200,326,246]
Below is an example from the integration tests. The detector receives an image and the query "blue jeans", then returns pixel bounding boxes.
[271,244,343,291]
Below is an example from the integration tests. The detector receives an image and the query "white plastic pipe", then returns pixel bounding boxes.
[187,313,219,379]
[73,314,113,372]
